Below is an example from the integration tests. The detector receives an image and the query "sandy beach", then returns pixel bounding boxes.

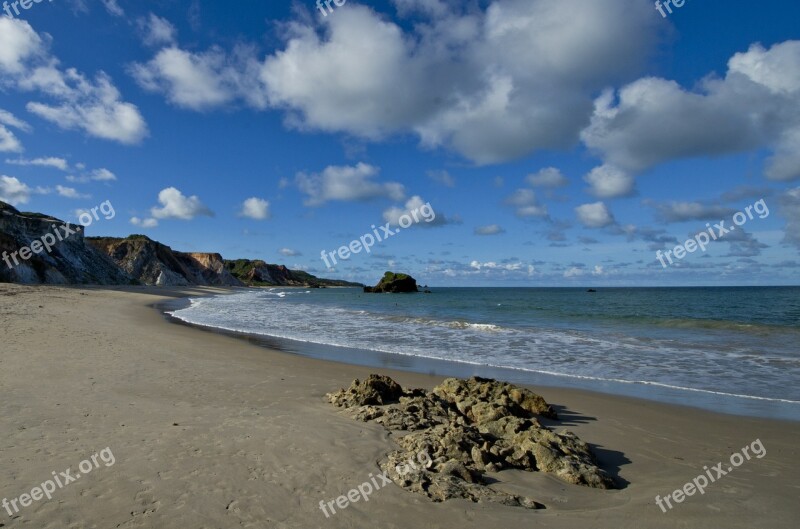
[1,284,798,529]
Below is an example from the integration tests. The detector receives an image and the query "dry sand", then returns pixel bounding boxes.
[0,284,798,528]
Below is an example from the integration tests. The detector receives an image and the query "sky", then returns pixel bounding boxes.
[1,0,799,286]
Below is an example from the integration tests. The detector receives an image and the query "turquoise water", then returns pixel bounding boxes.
[168,286,800,420]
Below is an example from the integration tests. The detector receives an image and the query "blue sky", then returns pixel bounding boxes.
[1,0,799,286]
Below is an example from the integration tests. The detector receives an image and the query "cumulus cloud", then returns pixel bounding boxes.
[582,41,800,181]
[296,163,404,206]
[239,197,271,220]
[576,201,615,228]
[279,248,301,257]
[383,195,448,227]
[0,17,147,145]
[130,45,268,111]
[150,187,213,220]
[526,167,568,188]
[6,156,69,171]
[130,216,158,228]
[133,0,660,164]
[584,164,635,198]
[474,224,505,235]
[0,175,32,205]
[505,188,548,218]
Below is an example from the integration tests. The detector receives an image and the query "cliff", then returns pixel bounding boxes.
[223,259,362,287]
[0,201,132,285]
[0,201,362,288]
[86,236,243,287]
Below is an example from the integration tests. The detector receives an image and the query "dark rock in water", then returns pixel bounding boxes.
[587,289,597,293]
[327,375,615,509]
[365,271,419,293]
[424,289,432,294]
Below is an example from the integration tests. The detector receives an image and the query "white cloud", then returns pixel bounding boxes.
[101,0,124,17]
[279,248,301,257]
[581,41,800,181]
[0,125,24,153]
[383,195,446,227]
[0,175,31,205]
[134,1,659,164]
[130,216,159,228]
[526,167,568,188]
[137,14,177,47]
[55,185,90,199]
[474,224,505,235]
[296,163,404,206]
[150,187,213,220]
[66,167,117,183]
[239,197,271,220]
[6,156,69,171]
[469,260,535,276]
[130,45,268,111]
[0,109,31,132]
[0,17,147,145]
[583,164,635,198]
[0,108,30,153]
[575,201,615,228]
[505,188,548,217]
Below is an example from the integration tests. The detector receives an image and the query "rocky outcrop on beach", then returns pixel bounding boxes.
[363,271,419,293]
[327,375,615,508]
[0,201,132,285]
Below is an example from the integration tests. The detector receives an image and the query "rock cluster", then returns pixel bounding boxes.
[327,375,615,509]
[363,272,419,293]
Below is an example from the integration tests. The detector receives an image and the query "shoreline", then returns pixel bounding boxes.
[1,284,798,528]
[160,287,800,422]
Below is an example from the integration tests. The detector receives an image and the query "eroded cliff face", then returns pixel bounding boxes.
[86,237,243,287]
[0,202,132,285]
[1,202,362,288]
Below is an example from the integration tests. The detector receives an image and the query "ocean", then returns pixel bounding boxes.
[166,286,800,420]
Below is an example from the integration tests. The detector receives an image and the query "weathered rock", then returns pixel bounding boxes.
[433,376,557,420]
[326,374,405,407]
[327,374,616,510]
